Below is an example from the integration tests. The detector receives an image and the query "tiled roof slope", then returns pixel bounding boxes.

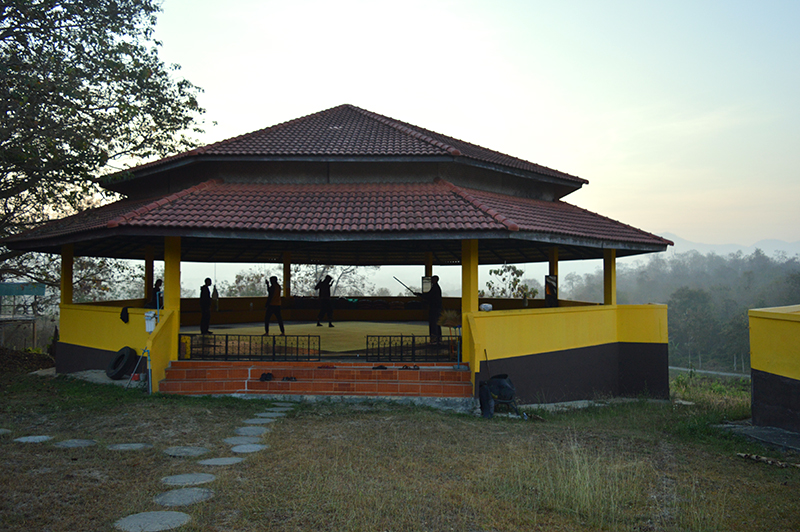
[110,180,513,232]
[462,187,673,245]
[7,180,669,249]
[5,196,156,242]
[119,105,586,184]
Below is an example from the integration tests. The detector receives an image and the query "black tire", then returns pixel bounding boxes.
[106,347,137,380]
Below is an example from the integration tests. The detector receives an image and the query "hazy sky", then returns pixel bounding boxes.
[153,0,799,249]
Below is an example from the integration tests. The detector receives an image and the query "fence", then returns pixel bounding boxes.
[365,335,460,362]
[179,334,321,361]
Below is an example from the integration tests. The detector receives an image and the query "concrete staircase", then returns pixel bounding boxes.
[158,360,473,398]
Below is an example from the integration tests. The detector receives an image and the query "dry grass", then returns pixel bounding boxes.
[1,371,799,531]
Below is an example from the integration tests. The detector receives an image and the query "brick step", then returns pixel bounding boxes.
[158,379,472,397]
[159,361,473,398]
[164,366,471,383]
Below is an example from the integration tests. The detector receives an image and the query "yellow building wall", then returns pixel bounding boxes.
[60,304,152,353]
[749,305,800,381]
[146,309,179,392]
[465,304,668,384]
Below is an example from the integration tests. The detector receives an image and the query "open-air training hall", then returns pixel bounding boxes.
[6,105,673,404]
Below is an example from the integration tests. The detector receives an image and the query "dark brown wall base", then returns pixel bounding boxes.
[56,342,144,376]
[475,342,669,404]
[752,369,800,433]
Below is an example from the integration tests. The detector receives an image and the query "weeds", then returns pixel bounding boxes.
[1,373,798,531]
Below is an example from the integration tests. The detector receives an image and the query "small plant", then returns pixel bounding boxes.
[480,263,538,299]
[438,309,461,327]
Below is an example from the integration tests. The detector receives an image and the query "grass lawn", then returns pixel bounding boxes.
[1,363,799,531]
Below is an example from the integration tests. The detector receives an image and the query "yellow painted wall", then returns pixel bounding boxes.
[464,304,668,384]
[60,303,178,393]
[60,304,152,353]
[749,305,800,381]
[617,305,669,343]
[146,310,179,392]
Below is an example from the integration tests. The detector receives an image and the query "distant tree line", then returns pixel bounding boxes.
[561,249,800,373]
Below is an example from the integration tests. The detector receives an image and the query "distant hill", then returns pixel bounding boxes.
[557,233,800,277]
[660,233,800,258]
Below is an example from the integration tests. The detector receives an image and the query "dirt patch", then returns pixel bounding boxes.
[0,347,54,374]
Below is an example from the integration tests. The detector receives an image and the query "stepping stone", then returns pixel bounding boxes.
[54,439,96,448]
[272,402,296,407]
[224,436,261,445]
[161,473,215,487]
[242,418,275,425]
[235,426,269,436]
[0,428,11,436]
[114,510,191,531]
[197,457,244,466]
[231,444,268,454]
[14,435,52,443]
[255,412,285,418]
[108,443,153,451]
[154,487,214,507]
[163,446,210,458]
[264,407,294,412]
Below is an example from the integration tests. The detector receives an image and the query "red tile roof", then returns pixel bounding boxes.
[114,105,586,185]
[9,179,670,249]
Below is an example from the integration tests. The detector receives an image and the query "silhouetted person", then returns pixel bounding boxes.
[146,279,162,309]
[200,277,212,334]
[315,274,334,327]
[264,276,285,335]
[415,275,442,342]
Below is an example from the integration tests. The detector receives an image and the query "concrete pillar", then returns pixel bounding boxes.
[604,248,617,305]
[425,252,433,278]
[549,246,559,277]
[461,240,479,370]
[163,237,181,311]
[461,240,479,314]
[283,252,292,298]
[60,244,73,305]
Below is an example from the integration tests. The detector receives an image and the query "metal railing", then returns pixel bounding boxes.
[365,335,460,362]
[179,334,321,361]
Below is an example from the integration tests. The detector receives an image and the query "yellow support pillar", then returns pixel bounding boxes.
[147,236,181,393]
[283,252,292,298]
[604,249,617,305]
[60,244,73,305]
[163,237,181,311]
[461,240,479,375]
[549,246,559,277]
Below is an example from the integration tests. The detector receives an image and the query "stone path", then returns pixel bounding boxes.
[2,400,298,531]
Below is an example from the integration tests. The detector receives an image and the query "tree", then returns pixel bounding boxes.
[219,266,276,297]
[1,0,203,238]
[219,264,378,298]
[292,265,377,297]
[480,264,538,299]
[667,287,718,370]
[0,0,204,311]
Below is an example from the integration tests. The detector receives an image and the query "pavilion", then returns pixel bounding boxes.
[4,104,672,402]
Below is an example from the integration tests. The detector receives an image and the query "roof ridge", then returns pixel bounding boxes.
[436,178,519,232]
[349,106,463,156]
[106,179,222,228]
